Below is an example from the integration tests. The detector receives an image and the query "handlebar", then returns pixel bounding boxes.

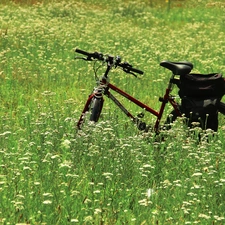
[75,49,104,61]
[75,48,89,56]
[75,48,144,75]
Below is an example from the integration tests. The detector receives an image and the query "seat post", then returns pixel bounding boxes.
[167,72,175,90]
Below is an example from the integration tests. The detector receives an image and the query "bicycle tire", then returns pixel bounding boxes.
[218,101,225,115]
[90,98,103,122]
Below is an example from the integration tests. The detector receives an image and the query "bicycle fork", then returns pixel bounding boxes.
[77,88,105,129]
[77,93,95,129]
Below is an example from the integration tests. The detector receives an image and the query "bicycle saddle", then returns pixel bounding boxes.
[160,61,193,75]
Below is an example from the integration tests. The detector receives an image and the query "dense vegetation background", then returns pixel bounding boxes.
[0,0,225,224]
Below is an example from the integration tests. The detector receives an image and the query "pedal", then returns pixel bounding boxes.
[137,121,146,131]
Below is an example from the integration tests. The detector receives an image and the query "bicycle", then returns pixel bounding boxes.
[75,48,225,132]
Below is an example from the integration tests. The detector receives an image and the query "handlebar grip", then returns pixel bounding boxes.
[129,67,144,75]
[121,63,144,75]
[75,48,90,56]
[75,48,103,61]
[118,62,144,74]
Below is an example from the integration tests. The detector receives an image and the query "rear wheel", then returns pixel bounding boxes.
[218,101,225,115]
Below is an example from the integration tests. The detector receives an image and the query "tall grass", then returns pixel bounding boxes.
[0,0,225,224]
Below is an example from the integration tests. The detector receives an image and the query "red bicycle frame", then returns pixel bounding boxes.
[77,73,181,131]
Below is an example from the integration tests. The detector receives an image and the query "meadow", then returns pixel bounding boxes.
[0,0,225,224]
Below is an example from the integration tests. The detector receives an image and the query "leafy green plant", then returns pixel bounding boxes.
[0,0,225,224]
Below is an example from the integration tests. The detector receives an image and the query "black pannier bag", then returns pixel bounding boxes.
[178,73,225,131]
[179,73,225,98]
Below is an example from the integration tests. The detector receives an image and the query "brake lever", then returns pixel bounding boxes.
[130,72,137,78]
[74,56,93,61]
[123,68,137,77]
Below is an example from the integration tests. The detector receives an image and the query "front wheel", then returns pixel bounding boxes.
[90,97,104,122]
[77,95,104,129]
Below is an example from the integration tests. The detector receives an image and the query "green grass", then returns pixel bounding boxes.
[0,0,225,224]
